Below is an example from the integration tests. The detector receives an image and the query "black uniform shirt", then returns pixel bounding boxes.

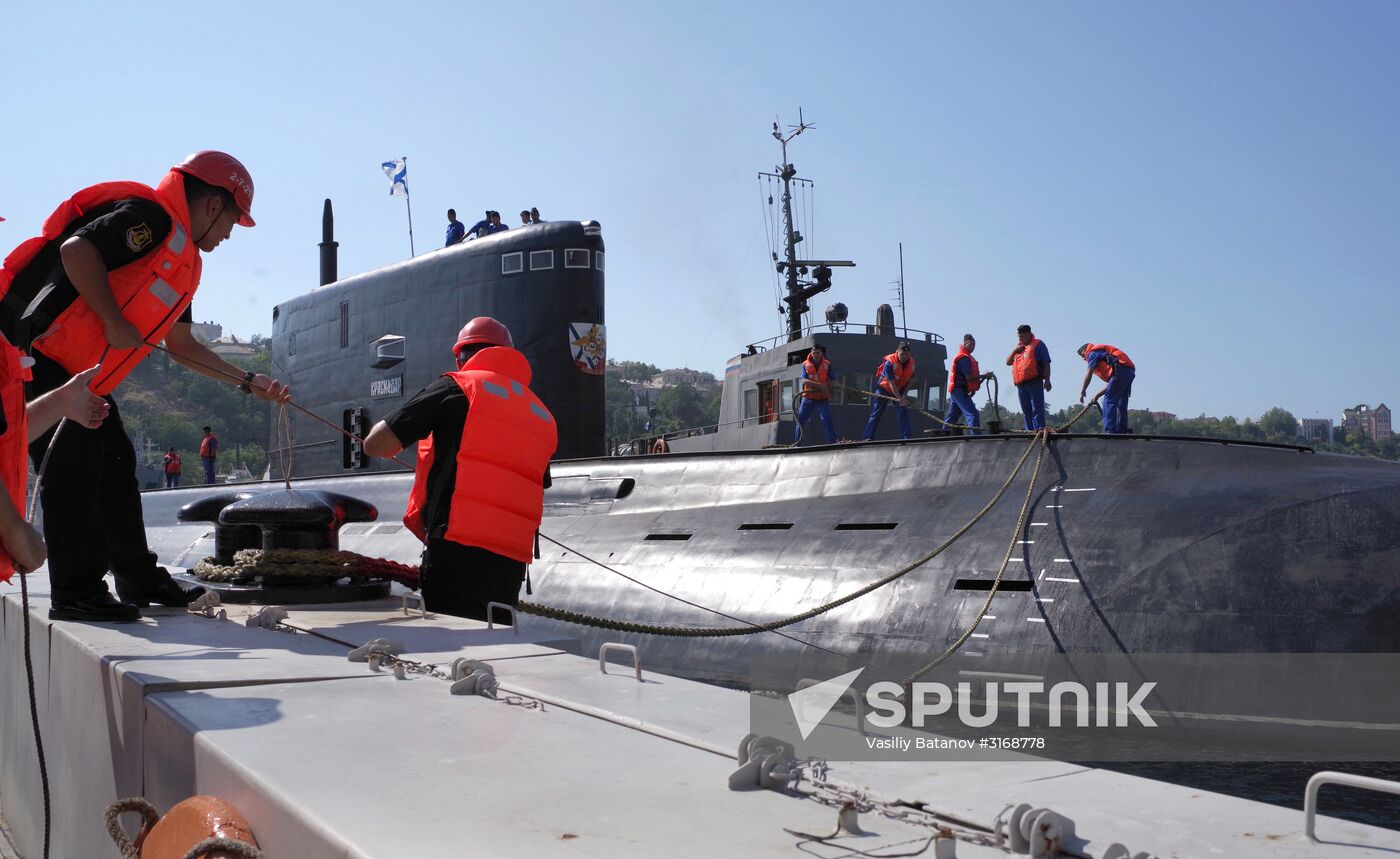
[1,198,193,343]
[385,373,550,534]
[385,376,471,534]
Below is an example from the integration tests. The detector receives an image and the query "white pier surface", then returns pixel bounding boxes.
[1,572,1397,858]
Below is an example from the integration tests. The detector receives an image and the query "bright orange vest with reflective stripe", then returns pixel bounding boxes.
[1085,344,1134,382]
[800,356,831,401]
[875,353,915,395]
[948,347,981,395]
[0,171,202,395]
[1011,338,1043,386]
[0,333,31,582]
[404,347,558,563]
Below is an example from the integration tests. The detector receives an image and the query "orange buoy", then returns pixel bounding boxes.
[107,796,260,859]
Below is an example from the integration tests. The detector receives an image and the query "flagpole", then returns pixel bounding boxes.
[403,156,415,258]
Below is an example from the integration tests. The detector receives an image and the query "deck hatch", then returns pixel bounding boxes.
[833,522,899,531]
[953,579,1033,592]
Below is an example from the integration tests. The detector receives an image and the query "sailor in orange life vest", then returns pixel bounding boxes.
[794,344,839,445]
[364,317,558,622]
[862,341,917,440]
[1006,324,1052,430]
[1077,343,1136,434]
[944,334,995,434]
[0,334,110,584]
[0,151,292,622]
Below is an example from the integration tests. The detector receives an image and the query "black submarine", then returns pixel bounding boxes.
[140,127,1400,753]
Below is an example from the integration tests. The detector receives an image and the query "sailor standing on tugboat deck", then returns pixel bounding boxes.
[364,317,557,622]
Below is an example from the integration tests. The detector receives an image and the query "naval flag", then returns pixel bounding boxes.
[381,158,408,197]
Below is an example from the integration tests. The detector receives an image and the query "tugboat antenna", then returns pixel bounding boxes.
[760,110,854,341]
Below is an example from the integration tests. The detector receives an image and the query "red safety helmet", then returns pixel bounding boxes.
[453,317,513,356]
[172,150,256,227]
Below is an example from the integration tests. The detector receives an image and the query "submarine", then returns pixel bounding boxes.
[137,132,1400,754]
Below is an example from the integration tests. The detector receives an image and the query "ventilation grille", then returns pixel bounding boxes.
[645,533,692,541]
[833,523,899,531]
[739,523,793,531]
[339,300,350,349]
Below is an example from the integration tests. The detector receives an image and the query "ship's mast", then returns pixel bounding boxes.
[762,110,855,342]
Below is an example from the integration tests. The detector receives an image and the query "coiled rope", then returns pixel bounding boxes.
[192,548,419,588]
[105,797,265,859]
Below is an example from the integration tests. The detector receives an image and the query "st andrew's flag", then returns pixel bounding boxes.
[381,158,408,197]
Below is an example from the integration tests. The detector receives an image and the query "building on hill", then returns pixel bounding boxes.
[1148,411,1176,422]
[1342,404,1392,440]
[651,368,718,388]
[1297,418,1334,444]
[190,321,223,343]
[208,334,258,360]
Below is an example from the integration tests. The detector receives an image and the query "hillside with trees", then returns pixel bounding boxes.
[118,337,276,485]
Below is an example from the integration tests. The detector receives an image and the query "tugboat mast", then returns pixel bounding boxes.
[763,110,855,342]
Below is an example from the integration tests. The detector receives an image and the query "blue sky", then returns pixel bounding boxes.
[3,2,1397,421]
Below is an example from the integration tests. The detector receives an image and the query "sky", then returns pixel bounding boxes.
[3,2,1397,422]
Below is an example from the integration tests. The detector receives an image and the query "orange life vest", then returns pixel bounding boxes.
[1011,338,1044,386]
[1085,344,1134,382]
[404,347,558,563]
[875,353,915,395]
[0,333,32,582]
[164,453,182,474]
[199,435,216,458]
[948,347,982,395]
[0,171,202,395]
[800,356,831,401]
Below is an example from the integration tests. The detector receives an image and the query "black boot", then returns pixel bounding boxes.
[116,577,206,608]
[49,593,141,623]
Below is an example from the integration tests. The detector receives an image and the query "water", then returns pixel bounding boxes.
[1090,761,1400,830]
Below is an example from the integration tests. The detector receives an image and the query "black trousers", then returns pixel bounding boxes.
[421,537,526,624]
[26,352,167,603]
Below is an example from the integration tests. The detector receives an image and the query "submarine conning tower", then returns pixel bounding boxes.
[269,212,606,478]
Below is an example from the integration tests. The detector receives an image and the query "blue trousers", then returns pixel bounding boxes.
[1102,367,1134,434]
[203,457,216,484]
[795,398,838,445]
[945,388,980,434]
[1017,382,1047,430]
[164,474,180,489]
[863,394,911,440]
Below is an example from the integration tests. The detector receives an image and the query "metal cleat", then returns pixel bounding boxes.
[347,638,406,663]
[245,605,289,630]
[835,801,865,835]
[450,669,499,698]
[934,827,957,859]
[729,734,799,792]
[450,658,495,681]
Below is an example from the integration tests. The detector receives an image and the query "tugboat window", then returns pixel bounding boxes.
[530,250,554,270]
[850,373,871,404]
[565,249,590,268]
[780,380,795,417]
[501,252,524,275]
[595,251,605,272]
[744,388,758,423]
[906,383,922,410]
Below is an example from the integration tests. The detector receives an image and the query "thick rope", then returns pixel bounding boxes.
[181,837,265,859]
[518,429,1045,637]
[104,797,159,859]
[194,548,419,589]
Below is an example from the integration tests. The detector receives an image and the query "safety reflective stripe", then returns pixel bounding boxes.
[167,224,187,254]
[149,278,179,308]
[529,401,552,423]
[511,381,524,396]
[482,380,510,399]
